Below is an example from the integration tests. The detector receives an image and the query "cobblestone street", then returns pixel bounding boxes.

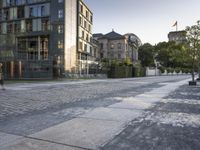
[0,76,200,150]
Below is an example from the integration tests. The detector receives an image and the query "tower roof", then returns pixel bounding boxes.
[100,31,125,40]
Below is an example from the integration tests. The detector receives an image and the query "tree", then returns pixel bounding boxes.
[154,42,172,68]
[185,20,200,82]
[154,41,190,74]
[138,43,155,67]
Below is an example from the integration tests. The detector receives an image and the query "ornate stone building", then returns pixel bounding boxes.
[168,30,187,44]
[93,31,141,64]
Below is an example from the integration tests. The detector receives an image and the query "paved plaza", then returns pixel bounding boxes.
[0,76,200,150]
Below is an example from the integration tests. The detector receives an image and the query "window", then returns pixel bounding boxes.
[20,20,25,32]
[84,20,87,28]
[79,41,83,50]
[79,16,82,26]
[88,24,91,32]
[42,19,49,31]
[118,54,121,59]
[7,22,13,33]
[17,6,24,19]
[86,10,88,18]
[29,7,33,17]
[16,0,26,5]
[110,43,114,49]
[14,21,21,33]
[26,19,32,32]
[41,6,45,16]
[29,6,38,17]
[84,44,87,51]
[58,9,63,18]
[80,5,83,13]
[90,46,92,55]
[40,37,49,60]
[86,34,89,42]
[58,25,63,34]
[82,31,84,39]
[90,15,93,22]
[3,9,9,20]
[58,40,64,49]
[100,43,103,49]
[117,43,121,49]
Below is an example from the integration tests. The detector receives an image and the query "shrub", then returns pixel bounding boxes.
[175,68,181,74]
[158,66,165,74]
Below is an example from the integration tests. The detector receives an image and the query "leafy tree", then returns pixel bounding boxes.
[138,43,155,67]
[154,41,187,69]
[185,20,200,82]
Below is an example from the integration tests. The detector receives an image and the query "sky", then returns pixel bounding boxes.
[84,0,200,45]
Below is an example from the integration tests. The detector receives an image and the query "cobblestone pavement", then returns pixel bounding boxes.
[0,76,188,120]
[0,75,197,150]
[101,79,200,150]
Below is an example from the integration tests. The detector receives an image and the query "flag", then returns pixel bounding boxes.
[172,21,177,27]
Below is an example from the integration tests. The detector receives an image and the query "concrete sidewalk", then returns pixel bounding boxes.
[0,78,192,150]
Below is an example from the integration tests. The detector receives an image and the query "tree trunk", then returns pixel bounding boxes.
[198,66,200,79]
[192,71,195,82]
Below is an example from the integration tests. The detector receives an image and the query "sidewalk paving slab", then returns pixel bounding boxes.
[0,132,22,147]
[81,107,142,123]
[1,137,83,150]
[30,118,125,150]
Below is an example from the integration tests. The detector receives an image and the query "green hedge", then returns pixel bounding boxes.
[132,65,146,77]
[108,65,132,78]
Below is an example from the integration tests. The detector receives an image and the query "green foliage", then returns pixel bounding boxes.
[132,63,146,77]
[138,43,155,67]
[154,41,188,69]
[166,68,174,74]
[108,66,132,78]
[175,68,181,74]
[185,20,200,81]
[158,66,165,73]
[124,58,132,66]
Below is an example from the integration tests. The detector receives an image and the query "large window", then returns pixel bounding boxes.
[58,9,63,18]
[79,41,83,50]
[17,36,49,60]
[0,23,7,34]
[58,25,63,34]
[3,9,9,21]
[41,18,49,31]
[26,19,32,32]
[7,22,13,33]
[16,0,26,5]
[14,21,21,33]
[29,6,37,17]
[57,40,64,49]
[17,6,24,18]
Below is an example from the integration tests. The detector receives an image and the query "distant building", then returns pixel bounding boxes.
[0,0,93,79]
[94,30,141,64]
[168,30,187,43]
[124,33,142,63]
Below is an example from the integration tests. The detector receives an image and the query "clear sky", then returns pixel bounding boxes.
[84,0,200,45]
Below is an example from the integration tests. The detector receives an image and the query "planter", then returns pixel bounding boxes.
[189,81,197,86]
[196,78,200,81]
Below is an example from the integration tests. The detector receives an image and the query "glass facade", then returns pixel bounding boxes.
[64,0,77,73]
[0,0,93,78]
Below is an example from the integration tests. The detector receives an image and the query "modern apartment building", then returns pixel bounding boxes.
[94,31,141,64]
[0,0,93,79]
